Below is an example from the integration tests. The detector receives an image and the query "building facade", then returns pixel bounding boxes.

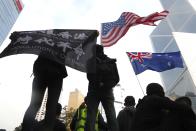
[151,0,196,112]
[68,88,84,110]
[0,0,23,45]
[35,89,48,121]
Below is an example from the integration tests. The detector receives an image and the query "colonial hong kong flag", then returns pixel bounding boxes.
[126,51,184,75]
[101,10,169,47]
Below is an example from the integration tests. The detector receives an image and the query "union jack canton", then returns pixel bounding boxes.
[126,51,184,75]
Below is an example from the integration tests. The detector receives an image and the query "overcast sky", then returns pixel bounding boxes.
[0,0,167,130]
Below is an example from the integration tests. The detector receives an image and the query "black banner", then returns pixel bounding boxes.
[0,29,99,73]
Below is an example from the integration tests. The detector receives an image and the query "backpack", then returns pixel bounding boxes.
[97,57,120,89]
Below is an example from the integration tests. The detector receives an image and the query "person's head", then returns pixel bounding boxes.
[124,96,135,107]
[146,83,165,97]
[96,44,104,57]
[56,103,62,117]
[175,96,192,107]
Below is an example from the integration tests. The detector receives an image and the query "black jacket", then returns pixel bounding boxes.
[131,95,195,131]
[117,106,136,131]
[33,56,67,78]
[87,54,119,91]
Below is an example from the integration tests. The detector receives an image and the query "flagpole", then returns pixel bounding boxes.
[135,75,145,96]
[126,52,145,96]
[100,24,102,45]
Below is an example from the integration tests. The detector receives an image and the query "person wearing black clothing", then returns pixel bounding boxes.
[85,44,119,131]
[21,56,67,131]
[53,103,67,131]
[117,96,136,131]
[161,96,196,131]
[131,83,196,131]
[36,103,67,131]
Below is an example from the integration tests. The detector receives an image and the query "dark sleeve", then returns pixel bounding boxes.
[60,123,67,131]
[98,112,108,130]
[117,110,123,129]
[148,96,178,110]
[60,124,67,131]
[152,96,195,118]
[87,71,102,89]
[56,120,67,131]
[70,109,78,131]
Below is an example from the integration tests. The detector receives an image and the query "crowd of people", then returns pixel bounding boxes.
[18,44,196,131]
[131,83,196,131]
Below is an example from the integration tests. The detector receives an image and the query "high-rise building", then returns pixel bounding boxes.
[35,89,48,121]
[151,0,196,111]
[68,88,84,110]
[0,0,23,45]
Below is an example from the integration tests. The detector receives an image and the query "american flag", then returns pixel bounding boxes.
[101,10,169,47]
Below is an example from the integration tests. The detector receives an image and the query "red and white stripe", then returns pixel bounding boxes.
[101,10,169,47]
[101,12,139,47]
[137,10,169,26]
